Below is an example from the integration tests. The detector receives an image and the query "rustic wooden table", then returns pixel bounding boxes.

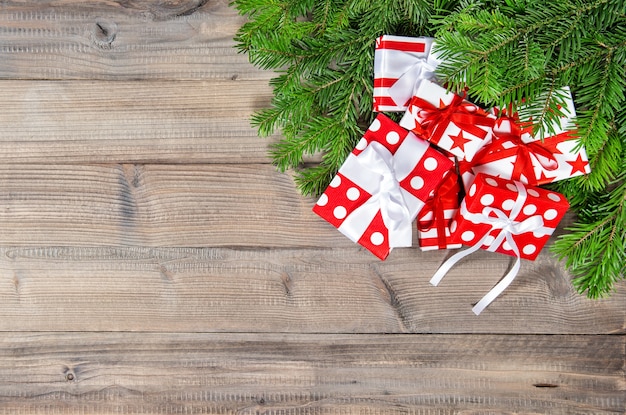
[0,1,624,413]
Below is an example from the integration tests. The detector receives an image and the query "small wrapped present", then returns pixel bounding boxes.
[417,171,462,251]
[430,173,569,314]
[373,35,439,112]
[399,79,496,162]
[313,113,454,260]
[459,89,591,188]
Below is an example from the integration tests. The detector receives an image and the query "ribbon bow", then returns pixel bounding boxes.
[429,180,550,315]
[387,57,438,108]
[409,94,496,146]
[470,114,559,185]
[417,173,460,249]
[338,141,417,249]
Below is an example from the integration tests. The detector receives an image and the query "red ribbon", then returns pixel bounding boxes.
[410,94,496,146]
[418,172,460,249]
[469,113,561,186]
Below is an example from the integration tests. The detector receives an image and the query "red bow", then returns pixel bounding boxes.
[410,94,495,146]
[470,114,561,185]
[418,172,460,250]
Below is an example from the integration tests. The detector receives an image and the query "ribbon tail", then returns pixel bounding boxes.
[389,220,414,248]
[430,240,484,286]
[471,236,521,315]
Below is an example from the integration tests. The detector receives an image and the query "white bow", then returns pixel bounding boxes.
[387,57,438,107]
[338,138,427,248]
[430,180,551,314]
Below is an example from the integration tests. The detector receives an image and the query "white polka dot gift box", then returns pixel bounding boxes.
[430,172,570,315]
[416,171,463,251]
[313,113,454,260]
[399,79,496,163]
[458,88,591,189]
[373,35,439,112]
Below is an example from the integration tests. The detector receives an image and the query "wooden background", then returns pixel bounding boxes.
[0,1,624,413]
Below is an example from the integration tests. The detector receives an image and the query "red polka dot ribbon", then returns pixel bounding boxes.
[430,179,552,315]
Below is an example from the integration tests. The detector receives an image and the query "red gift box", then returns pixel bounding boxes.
[313,113,454,260]
[430,173,569,314]
[417,171,462,251]
[399,79,496,162]
[373,35,439,112]
[459,89,590,188]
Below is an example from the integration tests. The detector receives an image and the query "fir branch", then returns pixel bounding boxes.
[235,0,626,298]
[553,173,626,297]
[235,0,443,195]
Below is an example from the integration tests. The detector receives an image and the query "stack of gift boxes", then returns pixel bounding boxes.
[313,35,591,314]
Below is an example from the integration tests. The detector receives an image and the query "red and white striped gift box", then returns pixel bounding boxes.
[373,35,439,112]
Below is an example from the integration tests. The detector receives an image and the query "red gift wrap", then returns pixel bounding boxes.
[399,79,496,162]
[451,173,569,260]
[417,171,462,251]
[313,113,453,260]
[430,173,569,314]
[373,35,439,112]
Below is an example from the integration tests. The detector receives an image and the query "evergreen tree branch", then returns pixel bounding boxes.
[554,174,626,297]
[235,0,626,298]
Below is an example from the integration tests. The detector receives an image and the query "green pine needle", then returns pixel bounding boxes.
[552,170,626,298]
[233,0,626,298]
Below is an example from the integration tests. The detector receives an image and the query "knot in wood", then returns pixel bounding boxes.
[92,20,117,49]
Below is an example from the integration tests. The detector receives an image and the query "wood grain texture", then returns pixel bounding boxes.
[0,246,624,333]
[0,79,279,164]
[0,164,590,250]
[0,164,321,246]
[0,333,623,414]
[0,0,270,80]
[0,1,625,413]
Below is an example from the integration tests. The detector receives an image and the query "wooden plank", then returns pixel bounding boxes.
[0,0,270,80]
[0,164,325,247]
[0,333,623,414]
[0,164,586,250]
[0,245,623,333]
[0,80,278,164]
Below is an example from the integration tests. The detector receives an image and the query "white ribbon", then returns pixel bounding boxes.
[387,58,438,108]
[338,139,427,248]
[430,180,550,315]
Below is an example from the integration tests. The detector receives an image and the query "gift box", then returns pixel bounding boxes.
[417,171,462,251]
[399,79,496,162]
[459,89,590,188]
[313,113,454,260]
[430,173,570,314]
[451,173,569,260]
[373,35,440,112]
